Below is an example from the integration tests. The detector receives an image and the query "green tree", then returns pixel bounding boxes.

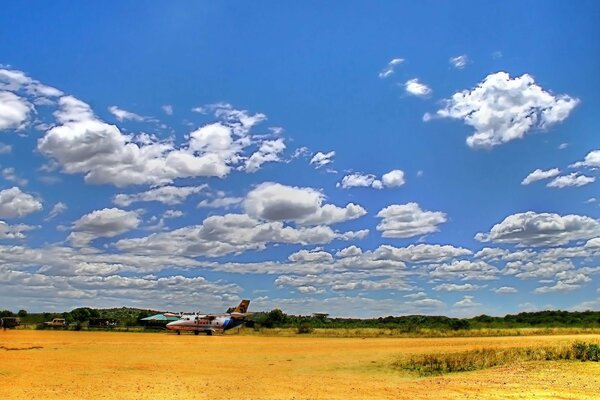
[17,309,28,318]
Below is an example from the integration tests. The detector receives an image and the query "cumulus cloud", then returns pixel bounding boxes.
[244,182,366,225]
[0,187,42,219]
[68,208,140,246]
[570,150,600,168]
[449,55,468,69]
[433,283,481,292]
[336,245,363,258]
[521,168,560,185]
[115,213,367,258]
[338,169,405,190]
[338,173,382,189]
[432,72,579,149]
[0,91,32,131]
[404,78,431,97]
[309,151,335,169]
[454,295,480,308]
[108,106,145,122]
[244,138,286,173]
[376,202,447,238]
[547,173,595,188]
[0,221,37,239]
[475,211,600,246]
[378,58,404,79]
[494,286,518,294]
[36,95,279,187]
[372,244,471,264]
[381,169,405,187]
[430,260,499,281]
[113,185,207,207]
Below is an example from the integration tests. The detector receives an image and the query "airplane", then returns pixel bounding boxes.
[166,300,251,335]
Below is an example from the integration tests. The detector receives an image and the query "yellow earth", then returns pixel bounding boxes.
[1,330,599,399]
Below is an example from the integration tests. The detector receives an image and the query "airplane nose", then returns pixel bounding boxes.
[166,321,177,330]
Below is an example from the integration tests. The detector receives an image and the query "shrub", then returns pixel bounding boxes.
[297,323,313,334]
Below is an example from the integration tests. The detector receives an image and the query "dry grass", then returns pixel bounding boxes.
[239,326,600,338]
[1,330,600,399]
[394,342,600,375]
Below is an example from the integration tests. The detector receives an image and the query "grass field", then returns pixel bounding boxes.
[1,330,599,399]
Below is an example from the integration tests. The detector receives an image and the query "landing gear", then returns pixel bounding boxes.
[206,330,213,336]
[177,330,181,335]
[194,330,199,335]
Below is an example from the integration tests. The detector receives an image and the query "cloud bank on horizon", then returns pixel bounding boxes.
[0,2,598,317]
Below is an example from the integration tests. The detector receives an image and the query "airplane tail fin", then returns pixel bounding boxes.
[233,299,250,314]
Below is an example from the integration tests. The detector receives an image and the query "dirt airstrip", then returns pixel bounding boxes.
[1,330,599,399]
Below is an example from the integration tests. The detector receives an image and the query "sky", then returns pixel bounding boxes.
[0,1,599,317]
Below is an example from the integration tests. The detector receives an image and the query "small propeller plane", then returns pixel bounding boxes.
[166,300,251,335]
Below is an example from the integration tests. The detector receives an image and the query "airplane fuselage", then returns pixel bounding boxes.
[166,313,244,335]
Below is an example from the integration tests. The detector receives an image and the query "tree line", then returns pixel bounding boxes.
[3,307,600,330]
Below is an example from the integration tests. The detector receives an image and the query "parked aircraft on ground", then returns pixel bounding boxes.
[166,300,251,335]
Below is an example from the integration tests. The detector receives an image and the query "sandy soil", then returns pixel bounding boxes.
[1,330,599,399]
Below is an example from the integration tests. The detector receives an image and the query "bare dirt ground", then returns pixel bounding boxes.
[1,330,599,399]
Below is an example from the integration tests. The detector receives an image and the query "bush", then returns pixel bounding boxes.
[297,323,313,334]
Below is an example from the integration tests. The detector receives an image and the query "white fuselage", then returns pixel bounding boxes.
[166,313,242,334]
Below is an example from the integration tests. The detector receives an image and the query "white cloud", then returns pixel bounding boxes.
[433,72,579,149]
[404,78,431,97]
[115,213,366,258]
[372,244,471,264]
[309,151,335,169]
[2,167,27,186]
[547,173,595,188]
[571,150,600,169]
[161,104,173,115]
[376,202,447,238]
[108,106,144,122]
[44,202,67,221]
[0,143,12,154]
[288,249,334,264]
[338,169,405,190]
[521,168,560,185]
[434,283,481,292]
[494,286,518,294]
[244,182,366,225]
[0,91,32,131]
[336,245,363,258]
[244,138,286,172]
[449,55,469,69]
[430,260,499,281]
[558,143,568,150]
[0,187,42,219]
[454,295,480,308]
[68,208,140,247]
[38,96,277,187]
[476,211,600,247]
[113,185,207,207]
[378,58,404,79]
[197,196,242,209]
[0,221,37,239]
[338,173,382,189]
[381,169,405,187]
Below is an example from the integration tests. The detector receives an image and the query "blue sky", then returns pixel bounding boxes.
[0,1,599,316]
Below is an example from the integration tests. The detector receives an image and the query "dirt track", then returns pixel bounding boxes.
[1,330,599,399]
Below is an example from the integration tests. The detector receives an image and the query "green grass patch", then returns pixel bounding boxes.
[393,341,600,376]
